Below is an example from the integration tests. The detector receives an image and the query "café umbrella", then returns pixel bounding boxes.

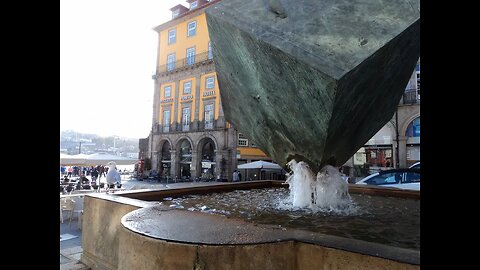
[237,160,283,180]
[237,160,283,170]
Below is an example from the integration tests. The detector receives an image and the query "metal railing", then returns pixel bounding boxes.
[402,89,420,104]
[162,124,170,132]
[157,51,213,74]
[205,120,214,129]
[154,120,220,134]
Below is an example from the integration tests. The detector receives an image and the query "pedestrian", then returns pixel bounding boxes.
[238,171,242,181]
[385,158,391,168]
[232,170,239,182]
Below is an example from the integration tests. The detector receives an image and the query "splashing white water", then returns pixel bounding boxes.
[285,160,354,213]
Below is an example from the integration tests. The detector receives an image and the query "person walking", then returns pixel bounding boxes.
[232,170,239,182]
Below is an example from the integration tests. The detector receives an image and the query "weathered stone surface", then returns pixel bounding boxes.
[206,0,420,171]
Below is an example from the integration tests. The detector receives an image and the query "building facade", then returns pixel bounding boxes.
[144,0,269,181]
[142,0,420,180]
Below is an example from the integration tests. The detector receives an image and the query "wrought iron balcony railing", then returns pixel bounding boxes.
[402,89,420,104]
[155,51,213,76]
[153,120,221,134]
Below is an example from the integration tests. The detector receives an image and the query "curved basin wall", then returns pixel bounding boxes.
[80,181,419,270]
[118,225,418,270]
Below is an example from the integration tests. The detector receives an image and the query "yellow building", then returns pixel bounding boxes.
[147,0,272,182]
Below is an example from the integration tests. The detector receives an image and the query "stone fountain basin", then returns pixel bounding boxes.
[81,181,419,270]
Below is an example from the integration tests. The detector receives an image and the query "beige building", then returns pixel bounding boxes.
[142,0,270,182]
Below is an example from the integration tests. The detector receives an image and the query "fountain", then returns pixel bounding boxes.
[286,161,350,210]
[80,0,420,269]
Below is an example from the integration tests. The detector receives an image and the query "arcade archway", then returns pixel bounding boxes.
[198,137,216,180]
[178,139,192,179]
[159,141,171,177]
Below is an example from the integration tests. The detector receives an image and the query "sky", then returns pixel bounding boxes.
[61,0,185,139]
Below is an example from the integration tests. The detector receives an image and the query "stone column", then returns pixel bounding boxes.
[151,151,159,172]
[190,150,199,179]
[398,135,408,168]
[173,81,180,131]
[152,78,160,130]
[193,74,201,131]
[215,149,228,181]
[217,91,226,128]
[170,150,178,179]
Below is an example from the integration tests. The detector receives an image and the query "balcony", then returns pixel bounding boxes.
[153,120,224,135]
[402,89,420,105]
[155,51,213,76]
[162,124,170,133]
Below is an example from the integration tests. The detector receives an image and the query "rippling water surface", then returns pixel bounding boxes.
[162,187,419,250]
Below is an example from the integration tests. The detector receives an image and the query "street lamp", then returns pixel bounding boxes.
[113,136,119,155]
[395,108,400,169]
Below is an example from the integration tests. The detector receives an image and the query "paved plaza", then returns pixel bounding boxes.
[60,178,233,269]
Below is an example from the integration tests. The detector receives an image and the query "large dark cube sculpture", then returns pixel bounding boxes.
[206,0,420,172]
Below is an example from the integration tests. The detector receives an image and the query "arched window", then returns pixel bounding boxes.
[405,117,420,138]
[180,140,192,162]
[161,141,171,161]
[201,139,215,162]
[405,117,420,165]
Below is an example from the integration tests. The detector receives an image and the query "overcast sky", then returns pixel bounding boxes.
[60,0,185,139]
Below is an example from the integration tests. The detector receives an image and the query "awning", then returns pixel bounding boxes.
[237,147,268,159]
[237,160,282,170]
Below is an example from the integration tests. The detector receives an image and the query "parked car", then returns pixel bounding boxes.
[409,161,420,169]
[355,168,420,190]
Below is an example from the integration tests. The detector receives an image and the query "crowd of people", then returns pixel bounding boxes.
[60,165,112,182]
[60,163,125,194]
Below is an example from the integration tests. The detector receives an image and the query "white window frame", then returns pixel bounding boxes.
[182,107,191,131]
[206,76,215,89]
[164,86,172,98]
[204,104,214,129]
[186,47,195,65]
[168,29,176,45]
[172,9,180,19]
[238,133,248,147]
[167,53,175,71]
[190,1,198,9]
[187,21,197,37]
[163,110,170,132]
[183,81,192,94]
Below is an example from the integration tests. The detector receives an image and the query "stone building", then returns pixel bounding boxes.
[142,0,269,181]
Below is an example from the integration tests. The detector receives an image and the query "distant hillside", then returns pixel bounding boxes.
[60,130,139,156]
